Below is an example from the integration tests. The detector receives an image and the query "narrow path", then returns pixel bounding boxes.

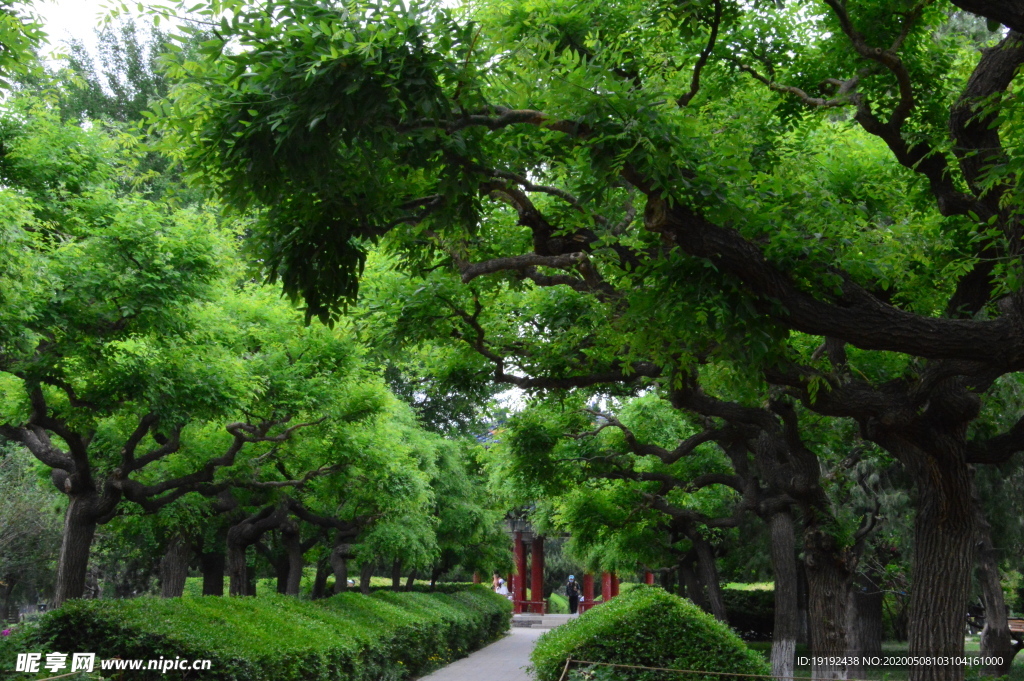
[418,628,546,681]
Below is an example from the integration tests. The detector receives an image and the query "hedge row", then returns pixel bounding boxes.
[3,586,510,681]
[722,588,775,640]
[531,586,770,681]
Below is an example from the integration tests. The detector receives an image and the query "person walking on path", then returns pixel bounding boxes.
[566,575,581,614]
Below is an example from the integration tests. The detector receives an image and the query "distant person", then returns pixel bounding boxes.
[492,572,502,591]
[566,575,582,614]
[496,578,510,599]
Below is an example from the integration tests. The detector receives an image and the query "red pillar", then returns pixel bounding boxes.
[611,572,620,598]
[530,536,545,613]
[644,570,655,585]
[601,571,612,602]
[514,531,527,614]
[582,573,595,613]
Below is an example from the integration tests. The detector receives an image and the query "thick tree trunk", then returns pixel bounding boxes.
[797,562,810,646]
[405,569,418,592]
[159,533,191,598]
[312,558,331,599]
[906,458,974,681]
[849,570,884,659]
[53,495,100,607]
[680,552,708,610]
[804,530,853,680]
[282,523,303,596]
[360,561,373,595]
[769,510,799,681]
[693,536,728,623]
[391,558,403,592]
[200,551,225,596]
[335,540,356,589]
[226,541,249,596]
[975,501,1017,676]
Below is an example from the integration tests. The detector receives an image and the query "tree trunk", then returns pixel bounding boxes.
[849,569,884,659]
[804,529,853,680]
[905,455,974,681]
[405,569,418,592]
[975,499,1016,676]
[282,523,304,596]
[693,536,728,623]
[1,576,16,623]
[769,510,799,681]
[53,495,100,607]
[226,540,249,596]
[312,558,331,599]
[360,561,373,595]
[680,552,708,610]
[331,547,349,594]
[159,533,191,598]
[391,558,403,592]
[200,551,225,596]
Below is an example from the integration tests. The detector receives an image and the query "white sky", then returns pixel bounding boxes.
[33,0,122,56]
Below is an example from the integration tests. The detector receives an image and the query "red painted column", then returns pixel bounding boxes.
[644,570,655,585]
[611,572,620,598]
[601,572,612,602]
[582,573,595,613]
[514,531,527,614]
[530,536,545,613]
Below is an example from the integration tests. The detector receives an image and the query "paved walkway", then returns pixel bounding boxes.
[418,628,546,681]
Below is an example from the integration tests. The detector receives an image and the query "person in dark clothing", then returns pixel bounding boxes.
[566,574,581,614]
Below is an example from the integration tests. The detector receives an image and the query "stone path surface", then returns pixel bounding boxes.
[417,627,546,681]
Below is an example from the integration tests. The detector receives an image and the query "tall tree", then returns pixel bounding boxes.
[146,3,1024,680]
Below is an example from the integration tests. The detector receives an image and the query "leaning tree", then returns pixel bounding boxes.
[146,1,1024,679]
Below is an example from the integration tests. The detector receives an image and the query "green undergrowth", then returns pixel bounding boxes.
[2,586,510,681]
[531,586,769,681]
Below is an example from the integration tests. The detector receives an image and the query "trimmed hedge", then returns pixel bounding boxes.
[722,588,775,641]
[531,586,770,681]
[5,586,510,681]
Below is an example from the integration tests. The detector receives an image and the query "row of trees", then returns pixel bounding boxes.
[0,13,510,611]
[133,0,1024,680]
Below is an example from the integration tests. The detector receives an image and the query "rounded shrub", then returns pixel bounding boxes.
[531,586,770,681]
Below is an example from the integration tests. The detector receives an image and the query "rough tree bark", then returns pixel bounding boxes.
[405,569,418,592]
[849,568,884,660]
[53,495,100,607]
[159,532,191,598]
[312,557,330,599]
[282,521,304,596]
[804,527,853,680]
[693,535,728,623]
[330,543,351,594]
[899,441,975,681]
[769,510,799,681]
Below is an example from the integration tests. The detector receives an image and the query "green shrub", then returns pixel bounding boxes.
[721,587,774,641]
[531,586,770,681]
[9,586,509,681]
